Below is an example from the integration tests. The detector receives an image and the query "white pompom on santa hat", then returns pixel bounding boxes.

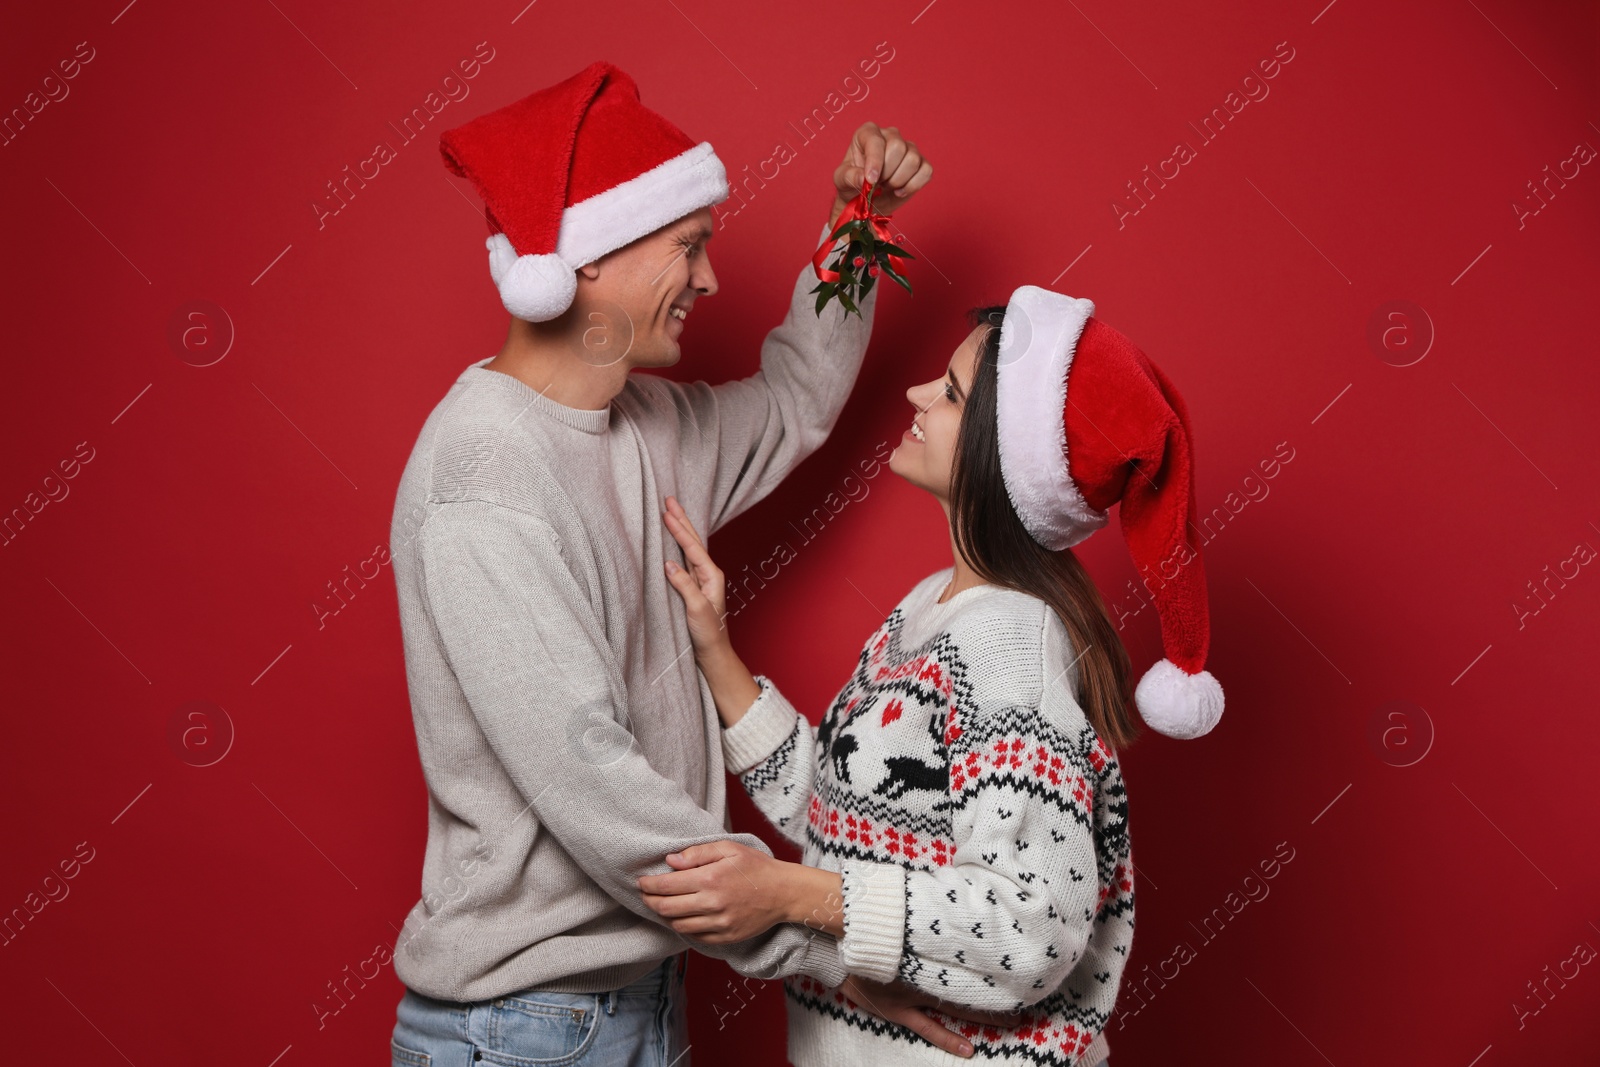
[993,285,1224,739]
[438,60,729,321]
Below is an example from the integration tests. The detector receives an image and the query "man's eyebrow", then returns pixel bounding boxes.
[680,222,713,242]
[946,366,966,403]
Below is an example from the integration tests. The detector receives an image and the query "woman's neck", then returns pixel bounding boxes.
[941,523,988,604]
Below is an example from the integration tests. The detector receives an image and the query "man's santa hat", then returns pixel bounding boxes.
[438,60,728,321]
[994,285,1224,739]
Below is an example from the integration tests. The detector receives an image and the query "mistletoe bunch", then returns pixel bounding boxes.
[810,178,914,318]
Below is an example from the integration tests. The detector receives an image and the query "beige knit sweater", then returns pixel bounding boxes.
[389,221,877,1001]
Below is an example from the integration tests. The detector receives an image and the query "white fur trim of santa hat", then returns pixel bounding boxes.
[994,285,1111,550]
[1134,658,1225,739]
[485,141,728,321]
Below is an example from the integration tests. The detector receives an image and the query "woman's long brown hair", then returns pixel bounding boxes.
[948,306,1141,750]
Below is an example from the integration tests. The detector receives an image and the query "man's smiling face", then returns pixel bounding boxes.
[573,206,719,370]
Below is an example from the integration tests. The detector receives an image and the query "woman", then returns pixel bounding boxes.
[642,285,1225,1067]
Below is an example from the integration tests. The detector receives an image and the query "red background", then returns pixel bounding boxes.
[3,0,1597,1063]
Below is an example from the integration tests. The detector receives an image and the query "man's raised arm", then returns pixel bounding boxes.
[638,122,931,534]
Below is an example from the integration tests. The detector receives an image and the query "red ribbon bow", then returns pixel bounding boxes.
[812,178,908,282]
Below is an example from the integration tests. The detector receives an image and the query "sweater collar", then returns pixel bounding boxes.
[464,356,612,435]
[898,568,1002,648]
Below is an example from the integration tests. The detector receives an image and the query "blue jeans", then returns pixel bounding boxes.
[391,953,690,1067]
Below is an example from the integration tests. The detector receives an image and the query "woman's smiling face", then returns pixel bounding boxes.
[889,323,988,504]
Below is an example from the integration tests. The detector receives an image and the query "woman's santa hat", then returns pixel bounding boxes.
[438,60,729,321]
[994,285,1224,739]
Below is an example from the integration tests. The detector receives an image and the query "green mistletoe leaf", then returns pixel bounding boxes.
[812,280,839,316]
[882,260,914,294]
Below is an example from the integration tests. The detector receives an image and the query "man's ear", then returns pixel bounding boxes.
[577,260,601,280]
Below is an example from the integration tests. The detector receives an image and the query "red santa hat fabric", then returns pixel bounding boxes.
[994,285,1224,739]
[438,60,729,321]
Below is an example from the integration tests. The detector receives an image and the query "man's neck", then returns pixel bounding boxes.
[485,319,630,411]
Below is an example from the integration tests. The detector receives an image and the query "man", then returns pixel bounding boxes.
[387,60,967,1065]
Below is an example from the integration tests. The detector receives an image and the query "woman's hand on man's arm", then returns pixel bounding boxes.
[638,842,809,943]
[640,848,1018,1060]
[641,849,847,941]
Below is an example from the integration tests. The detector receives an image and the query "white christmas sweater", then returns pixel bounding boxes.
[721,568,1134,1067]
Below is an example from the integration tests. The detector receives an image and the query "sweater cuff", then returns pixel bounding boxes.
[839,861,907,984]
[721,675,800,775]
[793,929,850,989]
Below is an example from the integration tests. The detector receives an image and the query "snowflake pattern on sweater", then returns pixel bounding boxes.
[719,569,1135,1066]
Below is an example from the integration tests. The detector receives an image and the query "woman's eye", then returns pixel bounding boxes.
[944,383,956,403]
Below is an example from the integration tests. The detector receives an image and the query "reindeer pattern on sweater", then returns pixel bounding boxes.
[720,568,1134,1066]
